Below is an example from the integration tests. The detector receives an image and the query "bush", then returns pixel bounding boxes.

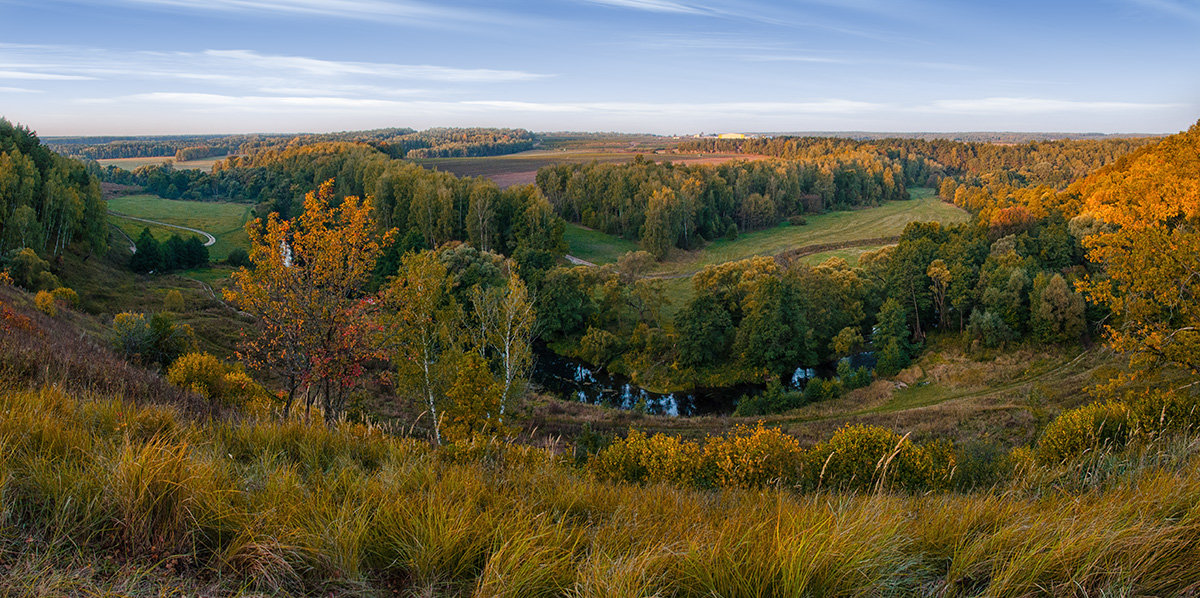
[787,215,808,226]
[1125,389,1200,439]
[50,287,79,308]
[226,248,251,269]
[804,424,953,492]
[0,269,11,286]
[837,361,873,391]
[590,429,704,486]
[1036,400,1130,464]
[34,290,56,316]
[803,377,843,403]
[702,423,805,489]
[7,248,56,291]
[167,352,265,410]
[110,312,197,367]
[164,289,184,312]
[734,379,805,416]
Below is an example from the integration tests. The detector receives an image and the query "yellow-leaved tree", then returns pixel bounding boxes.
[380,250,536,445]
[1076,121,1200,375]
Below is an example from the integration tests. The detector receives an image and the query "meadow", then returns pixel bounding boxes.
[568,188,967,273]
[106,194,254,261]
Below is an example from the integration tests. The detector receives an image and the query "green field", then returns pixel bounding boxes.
[564,224,640,265]
[110,217,203,248]
[565,188,967,275]
[106,194,253,260]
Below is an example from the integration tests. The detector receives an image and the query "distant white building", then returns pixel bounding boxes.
[717,133,746,139]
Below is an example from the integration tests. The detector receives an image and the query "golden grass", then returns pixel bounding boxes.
[6,383,1200,596]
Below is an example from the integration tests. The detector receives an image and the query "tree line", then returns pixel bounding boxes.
[536,153,907,258]
[0,119,107,260]
[61,127,537,162]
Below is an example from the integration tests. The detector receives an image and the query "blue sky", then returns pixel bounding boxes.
[1,0,1197,135]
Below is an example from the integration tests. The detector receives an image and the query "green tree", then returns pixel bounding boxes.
[874,298,912,376]
[676,293,735,369]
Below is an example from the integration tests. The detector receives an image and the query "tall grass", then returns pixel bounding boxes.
[7,383,1200,596]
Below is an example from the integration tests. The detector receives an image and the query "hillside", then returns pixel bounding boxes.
[4,281,1200,596]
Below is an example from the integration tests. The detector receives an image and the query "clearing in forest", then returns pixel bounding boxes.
[106,194,254,260]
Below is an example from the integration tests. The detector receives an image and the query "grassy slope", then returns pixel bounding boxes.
[55,242,248,358]
[3,290,1200,596]
[110,216,203,247]
[564,223,639,264]
[107,194,253,260]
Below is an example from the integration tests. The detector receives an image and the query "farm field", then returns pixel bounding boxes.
[106,194,253,260]
[413,149,756,188]
[95,155,227,171]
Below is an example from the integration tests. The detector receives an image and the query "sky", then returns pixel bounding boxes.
[0,0,1197,136]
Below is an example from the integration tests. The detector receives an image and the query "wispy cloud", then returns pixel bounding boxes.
[87,92,887,117]
[58,0,518,27]
[927,97,1183,114]
[580,0,711,14]
[0,43,550,95]
[202,50,548,83]
[0,70,94,81]
[0,86,43,93]
[1125,0,1200,22]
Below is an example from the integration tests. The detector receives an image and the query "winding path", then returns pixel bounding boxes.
[108,211,217,251]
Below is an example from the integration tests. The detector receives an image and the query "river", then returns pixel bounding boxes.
[529,347,876,417]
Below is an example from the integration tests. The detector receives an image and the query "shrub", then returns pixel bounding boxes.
[226,248,251,269]
[805,424,953,492]
[7,248,56,291]
[163,289,185,313]
[34,290,56,316]
[802,377,843,403]
[0,269,11,286]
[951,441,1016,490]
[50,287,79,308]
[1035,400,1130,464]
[1125,389,1200,439]
[837,361,873,391]
[701,423,805,489]
[590,429,704,486]
[110,312,197,367]
[734,379,805,416]
[167,352,265,410]
[787,215,807,226]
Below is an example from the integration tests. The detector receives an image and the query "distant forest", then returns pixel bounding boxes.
[48,127,538,161]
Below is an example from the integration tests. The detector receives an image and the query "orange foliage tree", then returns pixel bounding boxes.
[225,179,392,421]
[1077,121,1200,375]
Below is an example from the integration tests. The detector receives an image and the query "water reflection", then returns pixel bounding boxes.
[531,346,877,417]
[531,347,755,416]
